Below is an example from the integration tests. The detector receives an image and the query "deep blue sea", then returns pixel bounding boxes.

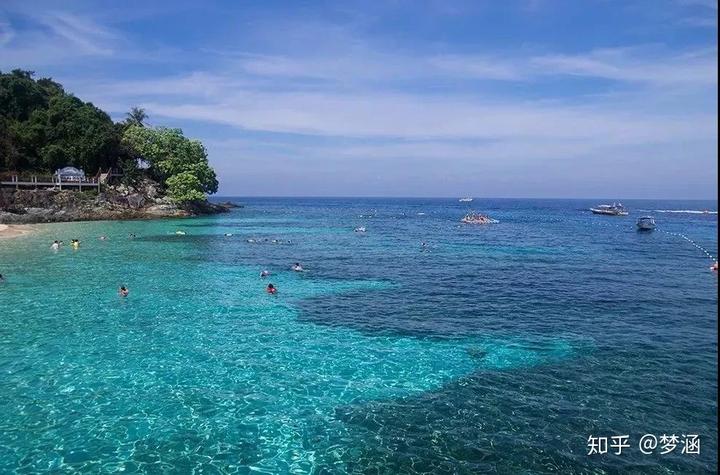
[0,198,717,474]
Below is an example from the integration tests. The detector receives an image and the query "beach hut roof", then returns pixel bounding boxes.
[55,166,85,177]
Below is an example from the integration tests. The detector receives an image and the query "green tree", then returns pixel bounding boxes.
[0,69,121,173]
[125,107,147,127]
[121,125,218,203]
[165,172,207,203]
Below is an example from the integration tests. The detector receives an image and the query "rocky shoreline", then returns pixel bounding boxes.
[0,180,239,224]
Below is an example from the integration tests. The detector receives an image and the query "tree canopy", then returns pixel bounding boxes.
[122,125,218,203]
[1,69,219,204]
[1,69,123,173]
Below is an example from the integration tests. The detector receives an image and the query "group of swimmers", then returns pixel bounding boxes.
[261,262,305,295]
[51,234,141,250]
[50,239,80,250]
[114,262,305,298]
[246,238,292,245]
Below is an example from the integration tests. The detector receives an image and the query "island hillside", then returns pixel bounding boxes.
[0,69,234,223]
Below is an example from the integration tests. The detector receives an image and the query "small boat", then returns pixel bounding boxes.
[590,202,628,216]
[460,211,498,224]
[636,216,656,231]
[459,197,473,202]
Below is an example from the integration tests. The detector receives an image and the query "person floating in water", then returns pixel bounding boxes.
[51,240,60,250]
[118,286,129,297]
[128,233,137,239]
[260,270,270,278]
[99,236,108,241]
[266,283,277,294]
[711,261,718,272]
[292,262,304,272]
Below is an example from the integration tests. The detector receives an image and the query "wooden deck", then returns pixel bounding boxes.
[0,169,122,191]
[0,176,100,191]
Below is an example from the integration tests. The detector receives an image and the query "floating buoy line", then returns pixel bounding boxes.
[657,229,717,262]
[586,218,717,264]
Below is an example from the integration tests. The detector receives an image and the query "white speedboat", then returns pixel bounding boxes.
[636,216,656,230]
[460,211,498,224]
[458,197,473,202]
[590,202,628,216]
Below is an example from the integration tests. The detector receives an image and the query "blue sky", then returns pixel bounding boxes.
[1,0,717,198]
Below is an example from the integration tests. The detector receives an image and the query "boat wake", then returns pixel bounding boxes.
[642,209,717,215]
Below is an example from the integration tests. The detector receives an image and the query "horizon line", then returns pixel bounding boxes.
[212,195,719,201]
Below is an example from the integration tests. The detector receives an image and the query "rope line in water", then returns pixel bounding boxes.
[586,217,717,263]
[657,229,717,262]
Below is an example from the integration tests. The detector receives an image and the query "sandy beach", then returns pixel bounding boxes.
[0,224,35,239]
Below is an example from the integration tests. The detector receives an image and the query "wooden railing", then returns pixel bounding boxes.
[0,167,123,190]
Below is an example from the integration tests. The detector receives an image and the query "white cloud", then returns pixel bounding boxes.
[0,17,15,47]
[41,12,117,55]
[1,5,716,197]
[531,47,718,86]
[133,89,714,144]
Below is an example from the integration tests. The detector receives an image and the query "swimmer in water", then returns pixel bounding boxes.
[260,270,270,278]
[266,283,277,294]
[224,233,233,237]
[99,235,108,241]
[711,261,718,272]
[128,233,136,239]
[70,239,80,249]
[292,262,303,272]
[118,286,129,297]
[0,273,5,282]
[51,240,60,250]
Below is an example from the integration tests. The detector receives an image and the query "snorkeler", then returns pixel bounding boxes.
[266,283,277,294]
[118,286,129,297]
[292,262,304,272]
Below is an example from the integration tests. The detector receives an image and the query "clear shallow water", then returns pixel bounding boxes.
[0,198,717,474]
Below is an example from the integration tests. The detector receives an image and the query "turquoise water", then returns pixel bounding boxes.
[0,198,717,473]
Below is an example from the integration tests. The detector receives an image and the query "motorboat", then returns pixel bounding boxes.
[590,202,628,216]
[458,197,473,202]
[460,211,498,224]
[636,216,656,231]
